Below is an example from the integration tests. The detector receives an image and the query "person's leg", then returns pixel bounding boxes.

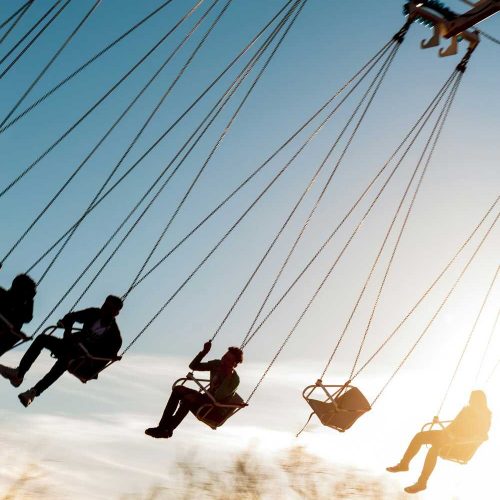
[401,430,443,466]
[18,334,63,377]
[146,387,199,438]
[169,391,206,430]
[405,432,447,494]
[419,446,440,484]
[157,386,193,428]
[18,358,68,407]
[0,334,64,387]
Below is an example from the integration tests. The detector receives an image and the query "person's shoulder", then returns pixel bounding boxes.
[73,307,100,316]
[207,359,221,368]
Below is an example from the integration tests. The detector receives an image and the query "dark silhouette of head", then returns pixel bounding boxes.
[11,274,36,299]
[469,390,488,410]
[221,347,243,370]
[101,295,123,320]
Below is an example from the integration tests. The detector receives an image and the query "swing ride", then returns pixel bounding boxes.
[0,0,499,494]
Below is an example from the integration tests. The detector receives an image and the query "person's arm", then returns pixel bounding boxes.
[189,341,214,371]
[59,308,94,338]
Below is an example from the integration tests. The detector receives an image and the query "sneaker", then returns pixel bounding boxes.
[0,365,23,387]
[404,482,427,494]
[18,388,37,407]
[145,426,173,439]
[386,463,409,473]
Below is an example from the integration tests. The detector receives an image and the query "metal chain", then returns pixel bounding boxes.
[476,304,500,383]
[124,0,306,296]
[0,0,176,133]
[0,0,34,45]
[24,0,298,273]
[244,66,456,352]
[0,0,205,200]
[1,0,101,129]
[35,0,228,285]
[31,0,299,333]
[214,38,398,345]
[439,265,498,409]
[348,71,462,378]
[126,37,397,294]
[2,0,213,268]
[0,0,65,76]
[240,41,401,348]
[372,208,499,406]
[0,0,33,31]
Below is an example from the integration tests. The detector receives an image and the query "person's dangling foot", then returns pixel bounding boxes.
[18,388,37,407]
[145,426,173,439]
[0,365,23,387]
[386,462,409,473]
[404,481,427,494]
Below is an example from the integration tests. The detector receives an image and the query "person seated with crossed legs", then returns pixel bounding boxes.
[145,341,243,438]
[0,295,123,407]
[0,274,36,357]
[386,390,491,494]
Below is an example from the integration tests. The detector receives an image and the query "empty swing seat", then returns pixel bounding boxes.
[421,420,486,464]
[303,382,371,432]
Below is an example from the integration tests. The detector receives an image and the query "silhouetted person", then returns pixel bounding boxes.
[387,390,491,494]
[0,295,123,407]
[0,274,36,356]
[145,341,244,438]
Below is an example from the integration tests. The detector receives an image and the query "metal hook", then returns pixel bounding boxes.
[421,24,440,49]
[439,36,458,57]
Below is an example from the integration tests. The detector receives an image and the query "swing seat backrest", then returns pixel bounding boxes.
[438,441,483,463]
[173,375,245,429]
[306,386,371,432]
[67,357,102,383]
[195,392,245,430]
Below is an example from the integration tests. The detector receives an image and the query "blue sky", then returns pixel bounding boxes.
[0,1,499,498]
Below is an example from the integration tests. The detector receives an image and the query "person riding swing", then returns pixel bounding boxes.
[145,341,244,438]
[0,295,123,407]
[386,390,491,494]
[0,274,36,356]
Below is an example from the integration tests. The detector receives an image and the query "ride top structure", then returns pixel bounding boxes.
[405,0,500,56]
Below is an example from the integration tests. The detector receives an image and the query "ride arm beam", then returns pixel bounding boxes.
[447,1,500,37]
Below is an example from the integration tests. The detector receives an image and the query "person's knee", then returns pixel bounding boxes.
[173,385,188,396]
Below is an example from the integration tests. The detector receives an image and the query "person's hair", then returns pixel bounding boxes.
[11,274,36,295]
[227,346,243,365]
[104,295,123,310]
[470,390,488,410]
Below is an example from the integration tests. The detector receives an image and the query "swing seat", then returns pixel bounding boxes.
[302,381,371,432]
[421,420,486,464]
[45,326,118,383]
[67,342,119,384]
[174,373,247,430]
